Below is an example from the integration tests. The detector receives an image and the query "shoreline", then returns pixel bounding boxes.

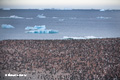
[1,37,120,41]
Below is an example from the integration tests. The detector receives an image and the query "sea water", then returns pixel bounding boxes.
[0,9,120,40]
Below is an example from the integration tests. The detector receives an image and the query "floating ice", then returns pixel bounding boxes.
[1,24,14,29]
[96,16,111,19]
[25,25,58,34]
[26,29,58,34]
[25,25,46,30]
[37,14,46,18]
[63,36,102,39]
[38,8,44,10]
[59,19,64,21]
[52,17,58,19]
[0,15,24,19]
[100,9,105,11]
[2,8,11,10]
[26,18,33,19]
[69,17,77,19]
[9,15,24,19]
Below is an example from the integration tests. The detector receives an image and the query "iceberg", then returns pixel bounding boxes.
[100,9,105,11]
[96,16,111,19]
[25,25,46,30]
[38,8,44,10]
[63,36,102,39]
[26,29,58,34]
[25,25,58,34]
[37,14,46,18]
[1,24,14,29]
[2,8,11,10]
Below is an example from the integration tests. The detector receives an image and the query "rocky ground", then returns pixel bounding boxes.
[0,38,120,80]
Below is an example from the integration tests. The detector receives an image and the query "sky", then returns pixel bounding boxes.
[0,0,120,9]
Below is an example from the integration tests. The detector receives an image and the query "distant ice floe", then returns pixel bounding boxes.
[37,14,46,18]
[2,8,11,10]
[69,17,77,19]
[52,17,58,19]
[96,16,111,19]
[59,19,64,21]
[63,36,102,39]
[38,8,44,10]
[9,15,24,19]
[25,25,58,34]
[1,24,14,29]
[100,9,106,12]
[0,15,24,19]
[26,18,33,19]
[25,25,46,30]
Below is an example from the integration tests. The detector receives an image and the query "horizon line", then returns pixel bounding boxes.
[1,8,120,10]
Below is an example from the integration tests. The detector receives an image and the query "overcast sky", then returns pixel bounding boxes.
[0,0,120,9]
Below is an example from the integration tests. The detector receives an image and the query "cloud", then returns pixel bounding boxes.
[0,0,120,9]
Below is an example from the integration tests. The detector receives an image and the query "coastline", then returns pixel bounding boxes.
[0,38,120,80]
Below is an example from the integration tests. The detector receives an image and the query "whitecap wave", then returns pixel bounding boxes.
[0,15,24,19]
[63,36,102,39]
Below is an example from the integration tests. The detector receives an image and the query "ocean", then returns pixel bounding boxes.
[0,9,120,40]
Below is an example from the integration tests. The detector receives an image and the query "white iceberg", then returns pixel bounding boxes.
[100,9,105,11]
[63,36,102,39]
[25,25,46,30]
[25,25,58,34]
[37,14,46,18]
[26,29,58,34]
[96,16,111,19]
[38,8,44,10]
[1,24,14,29]
[2,8,11,10]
